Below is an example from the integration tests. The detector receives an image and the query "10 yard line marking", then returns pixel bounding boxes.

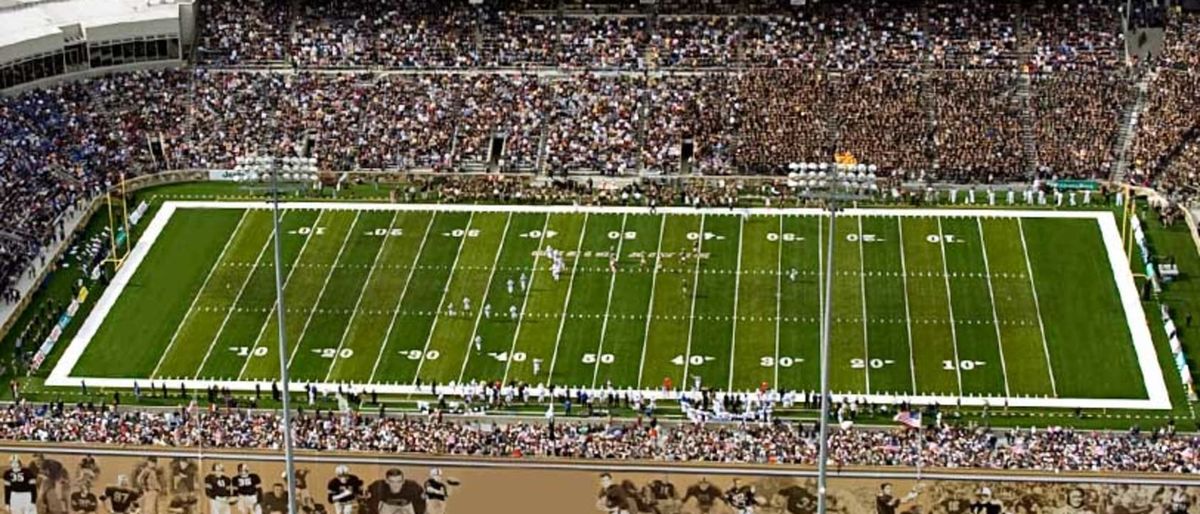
[1018,218,1058,396]
[368,213,436,383]
[936,217,965,396]
[681,215,706,388]
[591,213,629,388]
[411,212,476,384]
[546,213,590,386]
[323,211,400,382]
[856,216,871,393]
[235,210,327,380]
[896,217,918,393]
[635,215,667,389]
[285,212,362,370]
[726,214,745,392]
[501,215,551,384]
[191,211,293,378]
[152,209,250,378]
[976,218,1012,397]
[457,213,514,383]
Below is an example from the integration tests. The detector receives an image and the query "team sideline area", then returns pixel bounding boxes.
[48,201,1167,410]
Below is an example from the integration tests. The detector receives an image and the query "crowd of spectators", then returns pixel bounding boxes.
[0,401,1197,474]
[1130,12,1200,193]
[1031,70,1131,179]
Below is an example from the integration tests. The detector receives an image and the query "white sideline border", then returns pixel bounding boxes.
[47,201,1172,410]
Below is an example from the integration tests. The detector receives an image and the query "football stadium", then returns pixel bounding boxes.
[2,0,1200,512]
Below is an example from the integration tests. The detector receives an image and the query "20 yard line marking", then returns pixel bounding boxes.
[411,212,476,384]
[681,215,706,388]
[546,213,590,386]
[368,213,436,383]
[976,218,1012,397]
[635,215,667,389]
[726,214,745,391]
[457,213,514,383]
[936,217,964,396]
[856,216,871,393]
[501,215,551,384]
[1018,218,1058,396]
[896,217,918,393]
[591,213,629,388]
[285,212,362,370]
[152,209,250,378]
[323,211,400,382]
[234,210,328,380]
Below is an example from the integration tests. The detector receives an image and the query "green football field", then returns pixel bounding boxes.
[48,201,1169,409]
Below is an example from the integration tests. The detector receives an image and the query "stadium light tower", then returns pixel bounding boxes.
[230,155,319,514]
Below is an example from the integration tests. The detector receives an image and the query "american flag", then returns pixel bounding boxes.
[893,410,922,429]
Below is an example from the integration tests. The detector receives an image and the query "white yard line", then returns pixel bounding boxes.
[150,209,250,378]
[591,214,629,389]
[190,211,293,378]
[501,215,551,384]
[323,212,400,382]
[232,210,327,380]
[895,217,918,393]
[1017,218,1059,396]
[772,216,783,389]
[368,213,437,383]
[457,213,514,383]
[726,214,745,392]
[635,215,667,389]
[411,212,476,384]
[546,213,590,386]
[936,217,965,396]
[284,212,362,370]
[681,215,706,388]
[976,218,1012,397]
[856,215,872,393]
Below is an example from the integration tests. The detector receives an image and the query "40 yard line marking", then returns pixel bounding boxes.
[285,212,362,370]
[234,210,327,380]
[457,213,514,383]
[976,218,1012,397]
[856,215,871,393]
[936,217,964,396]
[681,214,706,388]
[1018,218,1058,396]
[546,213,590,386]
[152,209,250,378]
[896,217,917,393]
[635,215,667,389]
[411,212,476,384]
[727,214,745,391]
[590,213,629,388]
[323,211,400,382]
[501,215,551,384]
[368,213,436,383]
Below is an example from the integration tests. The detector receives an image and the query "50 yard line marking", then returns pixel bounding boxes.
[635,215,667,388]
[457,213,514,383]
[896,217,918,393]
[976,218,1012,397]
[681,214,706,388]
[501,215,551,384]
[546,213,590,386]
[323,211,400,382]
[590,214,630,388]
[368,213,436,384]
[856,216,871,393]
[1018,218,1058,396]
[152,209,250,378]
[285,212,362,369]
[726,214,745,391]
[936,217,964,396]
[411,212,476,384]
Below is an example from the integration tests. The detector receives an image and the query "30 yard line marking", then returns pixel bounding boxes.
[727,214,745,391]
[323,211,400,382]
[546,213,590,386]
[152,209,251,378]
[772,215,783,388]
[856,215,871,393]
[285,212,361,370]
[936,217,964,396]
[635,215,667,388]
[681,214,706,388]
[190,211,294,378]
[368,213,436,383]
[1018,218,1058,396]
[457,213,514,383]
[591,213,629,388]
[976,218,1012,397]
[501,215,551,384]
[234,210,327,380]
[411,212,476,384]
[896,217,918,393]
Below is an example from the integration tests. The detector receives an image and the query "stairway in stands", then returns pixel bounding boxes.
[1018,72,1038,179]
[1110,70,1154,183]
